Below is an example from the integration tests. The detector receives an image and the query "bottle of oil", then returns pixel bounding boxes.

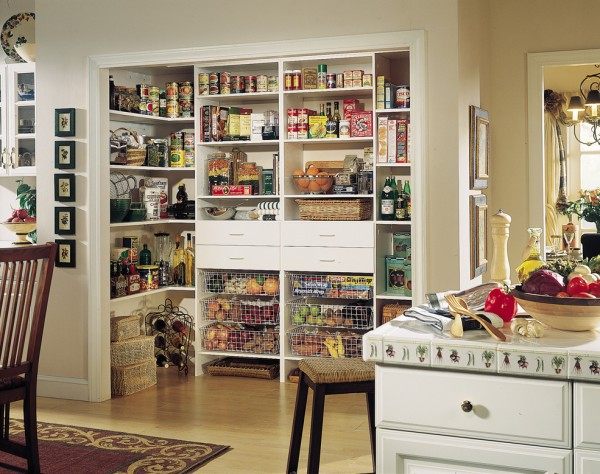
[516,227,545,283]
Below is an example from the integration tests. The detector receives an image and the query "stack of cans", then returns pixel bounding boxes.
[178,81,193,118]
[166,82,179,118]
[183,130,195,167]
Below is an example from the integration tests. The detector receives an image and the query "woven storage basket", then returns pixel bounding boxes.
[126,147,146,166]
[110,315,141,342]
[382,303,411,323]
[110,335,154,367]
[203,357,279,379]
[295,199,372,221]
[111,359,157,396]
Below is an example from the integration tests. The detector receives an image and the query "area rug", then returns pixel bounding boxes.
[0,420,229,473]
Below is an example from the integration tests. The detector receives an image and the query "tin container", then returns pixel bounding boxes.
[137,83,149,99]
[363,74,373,87]
[336,73,344,89]
[138,265,159,291]
[183,132,195,150]
[209,72,219,84]
[395,85,410,108]
[339,119,350,138]
[165,82,179,100]
[284,70,293,90]
[231,75,244,94]
[292,70,301,90]
[219,72,230,84]
[245,75,257,93]
[184,150,195,168]
[267,75,278,92]
[170,131,184,149]
[148,86,160,100]
[219,73,231,95]
[198,73,209,95]
[170,149,185,167]
[209,84,220,95]
[139,98,148,115]
[166,99,179,118]
[179,98,192,118]
[326,73,336,89]
[257,74,268,92]
[178,81,193,98]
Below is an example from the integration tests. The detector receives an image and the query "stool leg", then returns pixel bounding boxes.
[307,384,326,474]
[287,372,309,474]
[366,391,376,473]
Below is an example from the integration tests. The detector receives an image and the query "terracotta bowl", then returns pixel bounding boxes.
[512,288,600,331]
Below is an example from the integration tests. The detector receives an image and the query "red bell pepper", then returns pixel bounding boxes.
[484,287,518,322]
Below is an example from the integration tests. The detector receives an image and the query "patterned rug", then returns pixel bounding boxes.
[0,420,229,473]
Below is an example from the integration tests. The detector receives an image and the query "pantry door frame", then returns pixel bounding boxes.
[88,30,427,402]
[527,48,600,242]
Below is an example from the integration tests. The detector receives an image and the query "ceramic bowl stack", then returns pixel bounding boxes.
[110,198,130,223]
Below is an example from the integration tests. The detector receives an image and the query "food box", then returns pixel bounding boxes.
[396,119,409,163]
[393,232,411,259]
[150,177,169,219]
[342,99,360,120]
[308,116,327,139]
[387,119,397,163]
[302,67,317,89]
[350,111,373,137]
[211,184,253,196]
[251,113,265,141]
[363,74,373,87]
[377,117,388,163]
[385,256,412,296]
[333,184,358,194]
[291,274,373,299]
[352,69,364,80]
[122,237,139,263]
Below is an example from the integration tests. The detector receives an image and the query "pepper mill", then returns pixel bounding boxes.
[490,209,511,286]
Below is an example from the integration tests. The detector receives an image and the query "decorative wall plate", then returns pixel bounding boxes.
[1,12,35,63]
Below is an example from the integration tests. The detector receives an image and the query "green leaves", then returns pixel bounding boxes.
[14,179,36,217]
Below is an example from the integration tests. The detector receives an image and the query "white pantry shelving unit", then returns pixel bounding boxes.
[92,31,425,399]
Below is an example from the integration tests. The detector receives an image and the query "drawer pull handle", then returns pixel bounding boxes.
[319,234,335,237]
[461,401,473,413]
[229,257,245,260]
[319,258,336,262]
[228,233,245,236]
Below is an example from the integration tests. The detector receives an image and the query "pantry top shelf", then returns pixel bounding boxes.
[110,110,195,124]
[283,86,372,100]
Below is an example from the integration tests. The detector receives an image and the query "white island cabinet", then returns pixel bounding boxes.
[364,322,600,473]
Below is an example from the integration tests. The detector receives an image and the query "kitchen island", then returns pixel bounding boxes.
[363,320,600,473]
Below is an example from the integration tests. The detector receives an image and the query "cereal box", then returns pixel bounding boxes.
[350,111,373,138]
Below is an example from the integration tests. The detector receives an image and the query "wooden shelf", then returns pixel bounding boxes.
[375,108,410,114]
[197,140,279,147]
[110,110,194,124]
[195,91,279,103]
[284,86,372,100]
[110,286,195,304]
[110,219,195,228]
[376,293,412,301]
[375,220,411,225]
[198,350,280,360]
[285,137,373,144]
[110,165,195,172]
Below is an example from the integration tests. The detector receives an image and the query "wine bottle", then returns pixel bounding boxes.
[325,102,337,138]
[109,75,115,110]
[403,180,411,220]
[333,101,341,137]
[380,177,395,220]
[172,236,186,286]
[169,350,184,368]
[154,334,166,349]
[156,353,169,368]
[395,179,405,220]
[184,233,195,287]
[153,318,167,332]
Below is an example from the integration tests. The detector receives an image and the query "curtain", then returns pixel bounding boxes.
[544,111,561,245]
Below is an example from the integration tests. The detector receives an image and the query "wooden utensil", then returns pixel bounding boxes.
[445,294,507,341]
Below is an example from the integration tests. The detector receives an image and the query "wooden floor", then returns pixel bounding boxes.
[23,371,374,473]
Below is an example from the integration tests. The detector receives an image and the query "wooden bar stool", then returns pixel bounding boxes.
[287,358,376,474]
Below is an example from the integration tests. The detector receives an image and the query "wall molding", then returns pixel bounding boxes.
[37,375,89,401]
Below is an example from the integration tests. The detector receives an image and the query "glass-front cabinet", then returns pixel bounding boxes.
[0,63,35,176]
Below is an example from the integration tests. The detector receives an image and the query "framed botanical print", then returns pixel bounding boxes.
[54,207,75,235]
[54,173,76,202]
[55,141,75,169]
[55,239,76,268]
[470,193,488,278]
[469,105,490,190]
[55,108,76,137]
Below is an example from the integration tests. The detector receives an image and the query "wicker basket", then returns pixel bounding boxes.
[110,315,141,342]
[203,357,279,379]
[110,335,154,367]
[111,358,157,396]
[126,147,146,166]
[295,198,372,221]
[381,303,411,323]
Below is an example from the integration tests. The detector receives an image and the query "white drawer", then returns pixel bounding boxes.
[575,383,600,449]
[196,221,280,246]
[377,366,571,448]
[575,449,600,474]
[196,245,280,271]
[282,221,373,248]
[282,246,373,273]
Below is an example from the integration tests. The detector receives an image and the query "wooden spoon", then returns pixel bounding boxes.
[446,294,506,342]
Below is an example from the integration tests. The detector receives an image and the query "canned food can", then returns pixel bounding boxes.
[178,98,193,117]
[287,123,298,140]
[170,149,185,167]
[151,99,159,117]
[148,86,160,100]
[336,73,344,88]
[137,83,149,99]
[326,73,336,89]
[395,85,410,108]
[209,84,219,95]
[139,98,148,115]
[170,131,184,150]
[339,119,350,138]
[178,81,193,97]
[231,75,244,94]
[184,150,195,167]
[287,108,298,125]
[297,123,308,139]
[292,70,301,90]
[363,73,373,87]
[166,99,179,118]
[219,72,230,84]
[268,75,278,92]
[165,82,178,100]
[257,75,268,92]
[208,72,219,84]
[284,71,293,91]
[245,75,257,93]
[183,132,195,149]
[220,83,231,95]
[198,73,209,96]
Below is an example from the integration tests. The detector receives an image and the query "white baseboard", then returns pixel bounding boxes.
[37,375,89,401]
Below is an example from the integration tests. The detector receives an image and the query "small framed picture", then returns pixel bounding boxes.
[54,174,76,202]
[469,105,490,190]
[470,194,488,278]
[55,141,76,169]
[55,239,76,268]
[55,108,76,137]
[55,207,76,235]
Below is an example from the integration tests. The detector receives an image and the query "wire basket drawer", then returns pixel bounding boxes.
[289,273,373,300]
[288,299,372,330]
[201,296,279,325]
[201,323,280,355]
[288,328,363,358]
[200,270,280,297]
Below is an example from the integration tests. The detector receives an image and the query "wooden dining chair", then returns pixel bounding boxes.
[0,243,57,473]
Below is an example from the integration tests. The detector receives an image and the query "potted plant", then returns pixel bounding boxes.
[563,189,600,233]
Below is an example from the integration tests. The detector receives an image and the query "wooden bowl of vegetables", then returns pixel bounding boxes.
[512,264,600,331]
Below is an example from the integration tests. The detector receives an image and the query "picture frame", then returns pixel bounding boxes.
[470,193,488,278]
[54,141,76,169]
[54,173,76,202]
[55,108,76,137]
[55,239,76,268]
[469,105,490,190]
[54,207,76,235]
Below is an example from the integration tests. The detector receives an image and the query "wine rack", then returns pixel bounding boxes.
[145,299,194,375]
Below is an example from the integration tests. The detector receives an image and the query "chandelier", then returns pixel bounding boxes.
[566,67,600,146]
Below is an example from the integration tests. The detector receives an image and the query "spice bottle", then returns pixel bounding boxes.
[317,64,327,89]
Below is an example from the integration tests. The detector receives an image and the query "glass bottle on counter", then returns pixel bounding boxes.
[380,177,395,220]
[516,227,545,283]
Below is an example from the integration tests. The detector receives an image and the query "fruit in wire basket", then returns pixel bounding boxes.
[264,277,279,295]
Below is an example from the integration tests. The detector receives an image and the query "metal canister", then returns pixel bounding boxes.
[197,73,209,95]
[155,139,169,167]
[165,82,178,100]
[139,98,148,115]
[137,83,149,99]
[219,72,231,95]
[245,75,257,93]
[159,89,167,117]
[178,97,193,117]
[209,84,220,95]
[166,99,179,118]
[149,86,160,117]
[257,74,268,92]
[395,85,410,108]
[232,75,244,94]
[326,73,336,89]
[184,150,195,168]
[170,131,184,149]
[178,81,193,98]
[336,73,344,89]
[169,131,185,167]
[209,72,220,95]
[267,75,278,92]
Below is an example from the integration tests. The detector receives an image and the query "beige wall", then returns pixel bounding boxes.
[36,0,466,398]
[489,0,600,281]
